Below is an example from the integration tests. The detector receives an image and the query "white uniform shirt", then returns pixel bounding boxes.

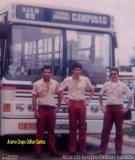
[59,76,94,100]
[32,78,58,106]
[100,80,133,105]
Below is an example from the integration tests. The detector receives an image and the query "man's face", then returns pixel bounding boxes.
[42,69,52,80]
[110,70,119,81]
[72,67,81,76]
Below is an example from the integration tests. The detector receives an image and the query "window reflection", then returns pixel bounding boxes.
[8,25,63,81]
[67,31,110,66]
[66,31,111,84]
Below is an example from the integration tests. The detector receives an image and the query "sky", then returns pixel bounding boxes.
[1,0,135,66]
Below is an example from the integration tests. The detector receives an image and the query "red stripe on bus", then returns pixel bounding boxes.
[0,86,31,91]
[0,86,16,90]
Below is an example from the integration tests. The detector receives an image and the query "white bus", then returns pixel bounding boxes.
[0,3,118,136]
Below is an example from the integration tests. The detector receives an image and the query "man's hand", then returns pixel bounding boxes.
[122,107,129,113]
[84,98,91,106]
[34,110,40,119]
[101,106,107,113]
[55,105,61,113]
[63,98,69,106]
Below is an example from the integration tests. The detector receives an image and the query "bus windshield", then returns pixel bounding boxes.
[6,25,112,84]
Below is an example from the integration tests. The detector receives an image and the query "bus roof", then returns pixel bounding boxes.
[0,3,115,32]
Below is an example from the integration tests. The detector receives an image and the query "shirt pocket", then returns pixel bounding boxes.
[106,89,112,96]
[37,88,48,98]
[77,82,86,90]
[115,88,124,97]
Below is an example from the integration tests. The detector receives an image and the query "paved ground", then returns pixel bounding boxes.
[0,134,135,160]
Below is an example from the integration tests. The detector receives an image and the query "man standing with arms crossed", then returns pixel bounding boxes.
[59,63,94,155]
[97,67,133,155]
[32,65,60,159]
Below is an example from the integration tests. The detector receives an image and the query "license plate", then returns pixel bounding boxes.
[55,124,69,130]
[18,123,36,130]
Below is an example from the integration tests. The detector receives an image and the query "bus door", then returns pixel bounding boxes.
[0,38,3,134]
[0,39,4,78]
[0,35,7,135]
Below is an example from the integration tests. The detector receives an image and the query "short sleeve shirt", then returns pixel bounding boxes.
[100,80,133,105]
[59,76,94,100]
[32,78,59,106]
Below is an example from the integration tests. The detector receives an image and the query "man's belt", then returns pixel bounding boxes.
[107,104,123,108]
[69,99,84,103]
[38,105,55,110]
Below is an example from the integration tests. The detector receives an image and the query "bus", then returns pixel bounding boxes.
[0,3,118,136]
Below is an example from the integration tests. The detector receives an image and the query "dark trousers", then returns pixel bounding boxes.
[35,106,57,154]
[100,105,124,154]
[68,100,86,153]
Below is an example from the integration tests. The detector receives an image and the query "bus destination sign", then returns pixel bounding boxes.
[16,5,110,28]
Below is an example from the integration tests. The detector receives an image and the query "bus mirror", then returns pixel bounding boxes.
[0,70,2,79]
[112,33,118,48]
[0,23,8,39]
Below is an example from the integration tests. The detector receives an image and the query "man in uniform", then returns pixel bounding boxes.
[32,65,60,159]
[59,63,94,155]
[97,67,133,155]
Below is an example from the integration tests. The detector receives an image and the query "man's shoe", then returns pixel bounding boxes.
[50,152,61,157]
[35,153,41,159]
[116,153,122,157]
[94,150,105,155]
[80,151,88,156]
[116,150,122,157]
[68,152,76,155]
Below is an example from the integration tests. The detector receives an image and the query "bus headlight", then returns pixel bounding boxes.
[90,105,98,113]
[16,104,25,111]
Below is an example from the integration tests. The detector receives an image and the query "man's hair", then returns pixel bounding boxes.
[110,67,119,74]
[71,63,82,70]
[42,65,52,73]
